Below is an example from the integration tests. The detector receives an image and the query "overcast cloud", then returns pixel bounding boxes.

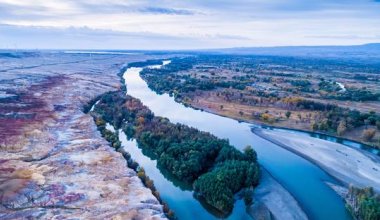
[0,0,379,49]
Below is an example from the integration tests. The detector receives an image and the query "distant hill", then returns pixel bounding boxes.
[0,50,41,58]
[209,43,380,63]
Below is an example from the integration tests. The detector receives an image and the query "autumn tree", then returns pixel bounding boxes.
[362,129,376,142]
[337,120,347,136]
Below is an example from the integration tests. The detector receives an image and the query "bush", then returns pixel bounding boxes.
[194,160,259,213]
[362,129,376,142]
[347,186,380,220]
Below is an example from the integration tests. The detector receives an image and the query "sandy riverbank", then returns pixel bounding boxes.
[249,169,308,220]
[253,128,380,192]
[187,97,380,150]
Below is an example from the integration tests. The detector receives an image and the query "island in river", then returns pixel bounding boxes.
[122,60,353,220]
[1,49,379,220]
[135,55,380,219]
[90,90,261,215]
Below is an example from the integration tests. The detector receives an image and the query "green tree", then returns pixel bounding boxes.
[239,111,244,116]
[244,145,257,162]
[285,111,291,119]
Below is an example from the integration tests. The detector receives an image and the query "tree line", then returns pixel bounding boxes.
[347,186,380,220]
[92,91,260,215]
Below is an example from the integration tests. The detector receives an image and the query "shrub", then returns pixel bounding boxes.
[362,129,376,142]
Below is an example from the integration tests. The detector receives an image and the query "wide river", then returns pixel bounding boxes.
[121,62,352,220]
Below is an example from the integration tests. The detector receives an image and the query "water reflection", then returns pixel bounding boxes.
[123,65,352,220]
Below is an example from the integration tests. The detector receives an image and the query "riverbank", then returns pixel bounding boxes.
[249,169,308,220]
[186,98,380,150]
[125,62,353,220]
[91,90,260,216]
[142,55,380,150]
[0,53,166,219]
[253,128,380,192]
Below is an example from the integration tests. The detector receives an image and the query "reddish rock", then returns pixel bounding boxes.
[0,53,166,219]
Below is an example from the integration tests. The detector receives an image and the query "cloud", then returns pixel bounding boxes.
[0,0,379,49]
[0,24,255,50]
[306,35,380,40]
[139,7,195,15]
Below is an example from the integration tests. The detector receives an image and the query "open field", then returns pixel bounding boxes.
[140,55,380,148]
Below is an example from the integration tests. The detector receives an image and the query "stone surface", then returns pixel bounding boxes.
[0,51,166,219]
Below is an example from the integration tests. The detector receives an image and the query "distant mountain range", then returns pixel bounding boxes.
[2,43,380,63]
[209,43,380,61]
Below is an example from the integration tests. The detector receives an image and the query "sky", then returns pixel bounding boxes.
[0,0,380,50]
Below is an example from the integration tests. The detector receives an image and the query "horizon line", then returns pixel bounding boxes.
[0,42,379,52]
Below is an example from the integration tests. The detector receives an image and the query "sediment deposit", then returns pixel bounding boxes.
[0,52,166,219]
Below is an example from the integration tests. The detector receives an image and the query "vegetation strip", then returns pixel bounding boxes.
[91,90,260,214]
[90,107,175,219]
[134,58,380,219]
[346,186,380,220]
[140,56,380,149]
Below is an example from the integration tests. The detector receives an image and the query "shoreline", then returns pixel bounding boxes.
[184,100,379,152]
[249,168,308,220]
[128,63,312,219]
[133,62,364,219]
[141,64,379,151]
[252,128,380,193]
[0,54,167,219]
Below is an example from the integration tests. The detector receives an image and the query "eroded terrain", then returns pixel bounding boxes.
[0,51,166,219]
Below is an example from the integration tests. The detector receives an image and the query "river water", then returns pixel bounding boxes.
[121,62,352,220]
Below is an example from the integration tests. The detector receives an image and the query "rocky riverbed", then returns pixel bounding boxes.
[0,51,166,219]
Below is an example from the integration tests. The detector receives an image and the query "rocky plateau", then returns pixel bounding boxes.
[0,51,167,219]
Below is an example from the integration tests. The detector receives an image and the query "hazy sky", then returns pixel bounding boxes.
[0,0,380,49]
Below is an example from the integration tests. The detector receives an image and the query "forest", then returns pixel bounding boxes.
[138,56,380,148]
[347,186,380,220]
[92,91,260,214]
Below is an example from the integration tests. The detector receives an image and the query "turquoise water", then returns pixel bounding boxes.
[118,132,250,220]
[122,65,352,220]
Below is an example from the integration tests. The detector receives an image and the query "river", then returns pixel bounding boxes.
[120,62,353,220]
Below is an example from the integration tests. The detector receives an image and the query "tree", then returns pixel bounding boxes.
[364,119,370,129]
[347,186,380,220]
[285,111,291,119]
[244,145,257,162]
[337,120,347,136]
[239,111,244,116]
[261,113,271,122]
[137,116,145,125]
[362,129,376,142]
[95,90,261,214]
[311,122,318,131]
